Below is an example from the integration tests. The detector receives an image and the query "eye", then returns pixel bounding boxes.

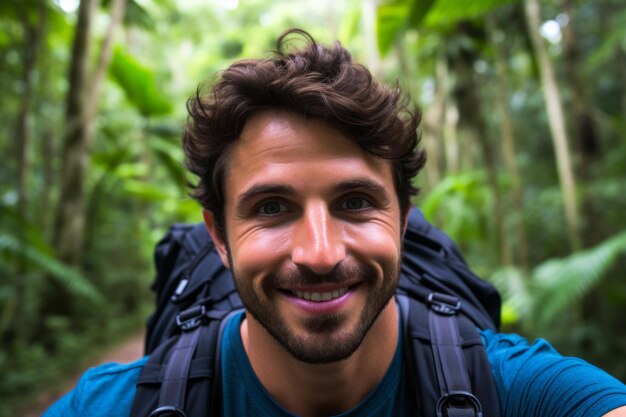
[257,200,288,216]
[341,196,372,211]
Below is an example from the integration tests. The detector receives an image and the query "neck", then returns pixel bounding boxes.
[240,298,399,417]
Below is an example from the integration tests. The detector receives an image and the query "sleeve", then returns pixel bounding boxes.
[481,330,626,417]
[41,357,148,417]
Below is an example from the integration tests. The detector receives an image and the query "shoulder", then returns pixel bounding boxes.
[42,357,148,417]
[480,329,626,417]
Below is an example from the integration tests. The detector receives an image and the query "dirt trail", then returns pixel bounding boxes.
[20,330,145,417]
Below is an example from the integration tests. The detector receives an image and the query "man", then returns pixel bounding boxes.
[44,29,626,417]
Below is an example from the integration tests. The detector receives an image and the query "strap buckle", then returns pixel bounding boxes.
[149,406,187,417]
[436,391,483,417]
[428,293,461,316]
[175,305,206,331]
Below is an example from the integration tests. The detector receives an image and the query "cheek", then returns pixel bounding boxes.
[345,223,402,259]
[230,227,292,277]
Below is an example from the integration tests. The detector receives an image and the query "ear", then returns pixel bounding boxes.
[202,209,231,269]
[401,206,411,237]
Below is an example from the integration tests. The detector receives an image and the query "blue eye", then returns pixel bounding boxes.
[257,201,287,216]
[342,197,371,210]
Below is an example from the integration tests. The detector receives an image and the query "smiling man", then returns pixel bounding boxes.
[214,111,402,365]
[204,111,405,416]
[43,29,626,417]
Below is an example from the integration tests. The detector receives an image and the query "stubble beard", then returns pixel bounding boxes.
[232,259,401,364]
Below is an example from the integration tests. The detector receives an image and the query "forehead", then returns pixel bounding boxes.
[235,111,370,162]
[222,111,395,194]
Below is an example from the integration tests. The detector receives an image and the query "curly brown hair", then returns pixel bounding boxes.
[183,29,426,234]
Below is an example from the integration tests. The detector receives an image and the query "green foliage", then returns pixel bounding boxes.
[109,46,173,116]
[0,206,102,304]
[377,0,436,56]
[583,8,626,75]
[337,0,362,43]
[423,0,519,26]
[532,232,626,327]
[492,231,626,331]
[420,171,493,251]
[0,233,102,303]
[123,0,156,30]
[376,0,519,55]
[377,3,411,56]
[148,137,189,188]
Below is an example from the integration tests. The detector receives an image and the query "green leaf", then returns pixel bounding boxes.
[492,231,626,332]
[0,234,103,303]
[122,179,170,201]
[114,162,149,179]
[109,46,172,116]
[338,0,363,43]
[376,0,518,52]
[123,0,155,30]
[583,9,626,75]
[424,0,519,26]
[531,231,626,329]
[408,0,436,28]
[376,2,410,56]
[420,171,492,243]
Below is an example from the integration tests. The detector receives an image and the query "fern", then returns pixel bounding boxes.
[491,231,626,331]
[491,266,532,322]
[531,231,626,329]
[0,234,103,304]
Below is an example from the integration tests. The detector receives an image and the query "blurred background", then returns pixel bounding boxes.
[1,0,625,414]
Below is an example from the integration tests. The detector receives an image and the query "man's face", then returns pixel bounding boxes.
[206,110,405,364]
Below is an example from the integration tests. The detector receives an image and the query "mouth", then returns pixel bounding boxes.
[290,287,350,302]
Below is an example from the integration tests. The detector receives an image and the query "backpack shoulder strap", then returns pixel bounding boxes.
[397,293,501,417]
[426,293,483,417]
[131,304,239,417]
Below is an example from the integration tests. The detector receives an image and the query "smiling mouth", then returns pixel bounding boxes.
[290,286,350,302]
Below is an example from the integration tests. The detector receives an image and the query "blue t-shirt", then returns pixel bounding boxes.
[221,312,405,416]
[43,312,626,417]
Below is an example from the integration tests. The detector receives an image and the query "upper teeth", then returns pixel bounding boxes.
[292,287,349,302]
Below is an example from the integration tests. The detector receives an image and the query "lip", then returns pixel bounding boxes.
[285,281,360,293]
[281,283,360,315]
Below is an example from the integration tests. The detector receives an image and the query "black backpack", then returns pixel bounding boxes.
[132,208,502,417]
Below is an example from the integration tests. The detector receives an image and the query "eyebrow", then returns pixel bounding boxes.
[332,179,390,199]
[235,184,297,211]
[235,178,391,210]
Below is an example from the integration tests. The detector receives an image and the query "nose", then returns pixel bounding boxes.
[291,205,346,275]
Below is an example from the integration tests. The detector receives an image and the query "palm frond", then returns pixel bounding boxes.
[531,231,626,329]
[490,266,532,321]
[0,234,103,304]
[492,231,626,331]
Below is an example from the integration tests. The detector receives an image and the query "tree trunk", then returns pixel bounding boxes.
[524,0,582,251]
[620,51,626,119]
[86,0,128,124]
[362,0,383,79]
[52,0,127,267]
[38,8,55,238]
[41,131,55,235]
[52,0,98,266]
[16,0,46,218]
[562,0,600,245]
[13,0,47,346]
[451,25,507,265]
[486,15,528,269]
[422,50,447,189]
[443,98,460,174]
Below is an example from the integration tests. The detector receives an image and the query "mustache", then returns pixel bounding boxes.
[267,262,378,288]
